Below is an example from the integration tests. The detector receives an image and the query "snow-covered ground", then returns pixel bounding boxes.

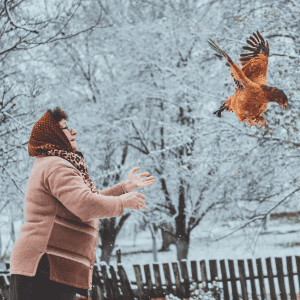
[2,218,300,298]
[104,219,300,298]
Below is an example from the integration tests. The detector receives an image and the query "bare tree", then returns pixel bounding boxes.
[8,0,300,264]
[0,0,115,259]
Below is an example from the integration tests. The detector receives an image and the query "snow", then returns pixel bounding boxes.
[1,2,300,300]
[87,219,300,298]
[99,261,108,267]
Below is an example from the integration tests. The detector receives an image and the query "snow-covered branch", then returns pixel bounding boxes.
[4,0,39,34]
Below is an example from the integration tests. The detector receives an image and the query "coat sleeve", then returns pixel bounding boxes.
[46,166,125,222]
[99,181,127,196]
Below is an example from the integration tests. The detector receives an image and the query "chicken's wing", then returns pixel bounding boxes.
[239,31,269,86]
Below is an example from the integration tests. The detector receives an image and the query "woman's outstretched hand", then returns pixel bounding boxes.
[124,167,155,192]
[119,192,147,211]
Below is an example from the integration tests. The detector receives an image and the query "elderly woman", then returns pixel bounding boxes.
[9,107,155,300]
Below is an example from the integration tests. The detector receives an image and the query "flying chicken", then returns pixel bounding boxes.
[208,31,288,127]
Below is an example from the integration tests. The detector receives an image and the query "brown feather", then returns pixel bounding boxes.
[208,31,288,127]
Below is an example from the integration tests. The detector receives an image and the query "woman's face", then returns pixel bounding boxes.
[58,119,77,151]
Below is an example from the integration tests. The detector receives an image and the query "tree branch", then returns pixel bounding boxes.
[1,111,32,131]
[4,0,39,34]
[212,187,300,242]
[1,165,25,196]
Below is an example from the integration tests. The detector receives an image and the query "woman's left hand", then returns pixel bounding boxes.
[124,167,155,192]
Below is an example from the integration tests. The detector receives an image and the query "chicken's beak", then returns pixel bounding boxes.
[280,103,287,109]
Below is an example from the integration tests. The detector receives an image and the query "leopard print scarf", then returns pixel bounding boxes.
[45,149,99,193]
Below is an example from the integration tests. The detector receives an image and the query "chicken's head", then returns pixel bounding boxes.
[262,85,288,109]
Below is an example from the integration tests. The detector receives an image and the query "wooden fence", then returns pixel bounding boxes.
[2,254,300,299]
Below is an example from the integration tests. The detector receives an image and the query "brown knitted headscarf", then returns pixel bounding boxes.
[28,110,73,156]
[28,110,101,194]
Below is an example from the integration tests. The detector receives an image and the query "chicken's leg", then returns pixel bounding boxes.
[213,102,231,117]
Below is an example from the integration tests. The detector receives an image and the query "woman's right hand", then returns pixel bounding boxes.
[119,192,147,211]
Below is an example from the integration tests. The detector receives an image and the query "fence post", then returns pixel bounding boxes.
[99,263,114,299]
[180,260,190,299]
[286,256,296,300]
[172,262,185,298]
[133,264,146,300]
[116,249,121,264]
[153,263,164,298]
[209,260,220,300]
[91,265,104,300]
[220,260,230,300]
[109,265,122,299]
[228,260,239,300]
[162,263,175,297]
[256,258,267,300]
[266,257,277,300]
[0,274,10,300]
[190,260,198,285]
[144,264,155,298]
[200,260,209,292]
[117,264,135,300]
[247,259,258,300]
[275,257,287,300]
[238,260,248,300]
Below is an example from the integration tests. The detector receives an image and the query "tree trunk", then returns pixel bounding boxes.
[176,237,189,262]
[263,213,270,231]
[175,179,189,262]
[98,212,131,265]
[149,223,158,262]
[0,228,2,261]
[100,240,116,265]
[99,219,118,265]
[133,223,138,247]
[160,222,176,251]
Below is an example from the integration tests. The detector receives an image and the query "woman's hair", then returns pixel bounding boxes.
[47,107,68,123]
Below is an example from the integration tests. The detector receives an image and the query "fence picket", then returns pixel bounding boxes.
[228,260,239,300]
[286,256,297,300]
[133,264,145,300]
[190,260,198,284]
[220,260,230,299]
[99,264,114,299]
[180,260,190,299]
[200,260,209,292]
[266,257,277,300]
[209,260,220,300]
[256,258,267,300]
[91,265,104,300]
[238,260,248,300]
[209,260,218,282]
[295,256,300,297]
[153,263,164,298]
[117,264,135,300]
[116,249,121,264]
[144,264,155,299]
[162,262,174,296]
[109,265,121,299]
[247,259,258,300]
[275,257,287,300]
[172,262,185,298]
[0,275,10,300]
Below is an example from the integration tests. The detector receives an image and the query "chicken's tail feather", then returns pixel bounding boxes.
[207,39,231,67]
